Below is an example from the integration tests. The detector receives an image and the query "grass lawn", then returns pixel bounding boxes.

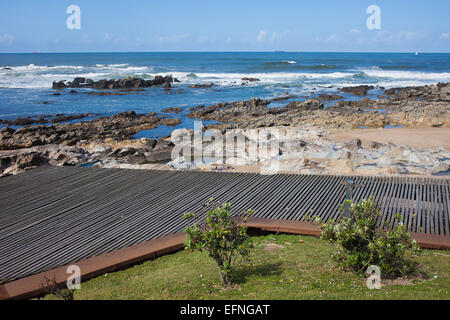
[46,234,450,300]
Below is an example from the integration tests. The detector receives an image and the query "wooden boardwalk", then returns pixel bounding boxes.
[0,166,449,283]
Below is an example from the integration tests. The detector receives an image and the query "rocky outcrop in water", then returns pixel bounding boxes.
[0,111,181,150]
[162,107,183,113]
[340,85,375,96]
[0,113,98,126]
[385,82,450,102]
[186,83,450,129]
[52,76,178,90]
[241,77,260,82]
[189,83,215,89]
[286,99,323,111]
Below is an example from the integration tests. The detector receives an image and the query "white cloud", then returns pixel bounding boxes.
[325,34,340,43]
[103,33,112,41]
[256,30,287,42]
[0,34,14,45]
[398,30,427,41]
[256,30,267,42]
[314,34,340,44]
[349,29,361,35]
[440,33,450,40]
[374,30,395,42]
[158,34,192,43]
[197,36,209,44]
[270,32,281,41]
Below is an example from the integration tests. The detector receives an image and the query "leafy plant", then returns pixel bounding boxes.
[317,197,421,277]
[41,276,75,300]
[183,199,254,287]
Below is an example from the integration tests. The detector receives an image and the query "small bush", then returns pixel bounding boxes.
[41,276,75,300]
[183,199,254,287]
[318,197,421,277]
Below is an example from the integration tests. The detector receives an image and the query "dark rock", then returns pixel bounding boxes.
[159,118,181,127]
[124,154,148,165]
[344,138,362,150]
[12,118,36,126]
[145,139,157,149]
[84,91,125,96]
[317,94,344,101]
[93,79,109,89]
[50,113,97,123]
[52,81,66,89]
[189,83,214,89]
[241,77,260,82]
[340,85,374,96]
[145,150,172,162]
[369,141,383,149]
[161,107,182,113]
[16,153,45,169]
[110,147,136,157]
[0,127,15,135]
[51,76,177,90]
[189,105,205,112]
[271,95,297,102]
[286,99,323,111]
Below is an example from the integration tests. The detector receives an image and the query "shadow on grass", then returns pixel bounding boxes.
[380,259,429,281]
[231,262,283,285]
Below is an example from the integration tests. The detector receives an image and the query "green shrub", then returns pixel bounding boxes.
[183,199,254,287]
[318,197,421,277]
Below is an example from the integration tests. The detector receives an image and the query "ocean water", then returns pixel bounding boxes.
[1,52,449,138]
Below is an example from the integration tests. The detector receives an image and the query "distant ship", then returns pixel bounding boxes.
[415,51,419,56]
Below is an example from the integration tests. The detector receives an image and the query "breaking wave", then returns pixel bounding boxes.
[0,63,449,89]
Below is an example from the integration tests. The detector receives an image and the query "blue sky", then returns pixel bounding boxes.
[1,0,449,52]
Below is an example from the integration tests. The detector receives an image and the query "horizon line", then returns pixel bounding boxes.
[1,50,450,54]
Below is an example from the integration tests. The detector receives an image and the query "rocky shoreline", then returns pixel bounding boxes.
[165,126,450,176]
[0,111,181,150]
[1,82,449,178]
[187,83,450,129]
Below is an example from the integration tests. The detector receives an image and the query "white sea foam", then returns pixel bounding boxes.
[360,69,450,80]
[0,63,449,89]
[0,64,154,88]
[157,71,355,84]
